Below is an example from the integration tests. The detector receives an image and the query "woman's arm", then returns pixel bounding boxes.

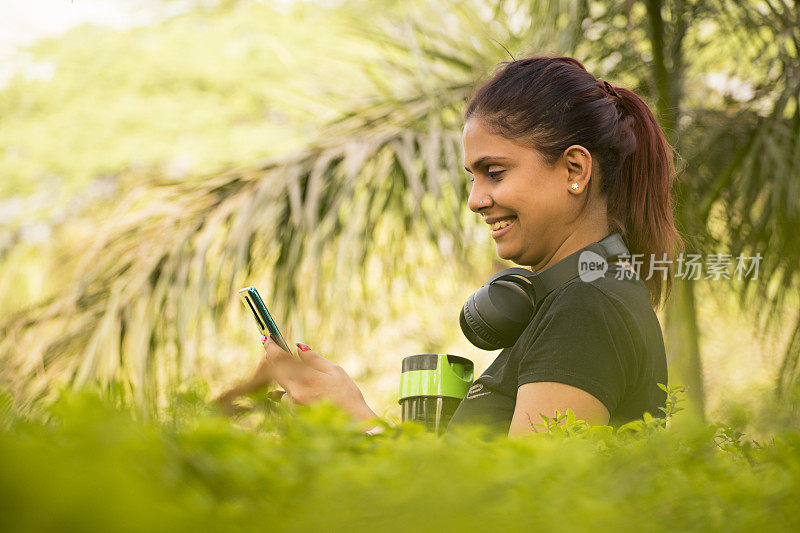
[213,351,278,416]
[216,335,383,433]
[508,381,610,437]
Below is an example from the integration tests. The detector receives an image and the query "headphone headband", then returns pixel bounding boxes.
[483,233,628,301]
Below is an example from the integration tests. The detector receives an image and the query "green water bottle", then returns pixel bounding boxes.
[398,354,474,436]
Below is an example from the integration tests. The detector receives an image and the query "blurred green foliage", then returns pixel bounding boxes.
[0,0,385,199]
[1,386,798,532]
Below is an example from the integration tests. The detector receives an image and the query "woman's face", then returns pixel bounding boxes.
[462,116,595,270]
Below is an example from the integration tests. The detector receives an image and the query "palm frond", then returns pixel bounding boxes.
[684,0,800,391]
[0,0,591,410]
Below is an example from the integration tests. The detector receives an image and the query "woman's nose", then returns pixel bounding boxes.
[467,183,491,213]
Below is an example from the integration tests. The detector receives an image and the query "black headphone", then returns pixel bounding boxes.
[460,233,631,350]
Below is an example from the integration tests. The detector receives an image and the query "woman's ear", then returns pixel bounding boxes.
[563,144,592,193]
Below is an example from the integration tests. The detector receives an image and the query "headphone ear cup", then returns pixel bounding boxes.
[460,280,535,350]
[460,296,503,350]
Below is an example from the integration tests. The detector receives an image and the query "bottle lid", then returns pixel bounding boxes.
[398,354,474,402]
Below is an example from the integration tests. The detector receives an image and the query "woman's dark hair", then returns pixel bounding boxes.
[464,55,682,309]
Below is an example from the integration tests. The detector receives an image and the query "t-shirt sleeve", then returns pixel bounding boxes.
[516,282,637,415]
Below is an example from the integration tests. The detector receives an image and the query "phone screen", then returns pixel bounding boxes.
[237,286,293,354]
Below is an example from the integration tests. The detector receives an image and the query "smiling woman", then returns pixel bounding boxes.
[222,55,681,438]
[446,55,681,436]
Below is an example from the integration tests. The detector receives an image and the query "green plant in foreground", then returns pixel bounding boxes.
[532,383,685,440]
[1,386,799,532]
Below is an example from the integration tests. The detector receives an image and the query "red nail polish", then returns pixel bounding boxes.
[296,342,311,352]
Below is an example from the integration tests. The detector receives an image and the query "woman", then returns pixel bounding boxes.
[219,56,680,437]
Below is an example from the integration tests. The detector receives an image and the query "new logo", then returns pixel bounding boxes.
[578,250,608,282]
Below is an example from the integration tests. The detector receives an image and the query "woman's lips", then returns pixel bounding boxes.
[491,217,516,238]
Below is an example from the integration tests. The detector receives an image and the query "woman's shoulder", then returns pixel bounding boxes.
[542,272,646,313]
[547,266,653,316]
[525,272,653,349]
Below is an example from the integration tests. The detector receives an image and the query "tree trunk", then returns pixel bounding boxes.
[664,277,706,419]
[645,0,705,419]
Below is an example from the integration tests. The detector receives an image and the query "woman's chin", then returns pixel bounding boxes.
[495,244,521,263]
[497,246,538,268]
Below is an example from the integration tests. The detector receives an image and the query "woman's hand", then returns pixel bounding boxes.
[260,336,378,425]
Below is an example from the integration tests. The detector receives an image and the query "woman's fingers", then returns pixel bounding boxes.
[294,342,339,374]
[262,335,323,390]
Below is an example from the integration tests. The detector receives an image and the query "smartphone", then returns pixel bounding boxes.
[238,286,293,354]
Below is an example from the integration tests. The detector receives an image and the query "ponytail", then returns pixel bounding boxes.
[465,55,682,309]
[607,88,682,309]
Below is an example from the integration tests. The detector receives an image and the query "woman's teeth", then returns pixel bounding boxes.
[490,217,515,231]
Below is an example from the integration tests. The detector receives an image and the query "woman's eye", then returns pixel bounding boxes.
[466,170,504,183]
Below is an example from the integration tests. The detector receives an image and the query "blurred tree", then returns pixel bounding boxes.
[1,0,589,411]
[1,0,798,416]
[639,0,800,415]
